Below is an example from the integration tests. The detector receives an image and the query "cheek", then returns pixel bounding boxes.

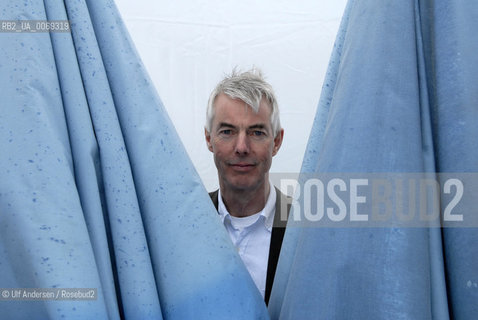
[213,150,228,167]
[213,141,236,158]
[211,138,231,152]
[256,142,275,161]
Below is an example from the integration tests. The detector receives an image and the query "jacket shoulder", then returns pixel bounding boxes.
[273,187,291,228]
[209,190,219,209]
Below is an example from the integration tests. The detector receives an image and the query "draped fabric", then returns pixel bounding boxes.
[269,0,478,319]
[0,0,268,319]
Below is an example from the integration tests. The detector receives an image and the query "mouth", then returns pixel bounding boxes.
[229,162,256,172]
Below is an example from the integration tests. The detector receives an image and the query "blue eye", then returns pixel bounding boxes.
[220,129,232,135]
[252,131,264,136]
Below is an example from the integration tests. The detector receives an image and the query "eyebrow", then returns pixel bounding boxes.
[249,124,267,130]
[217,123,236,129]
[217,123,268,130]
[216,122,270,134]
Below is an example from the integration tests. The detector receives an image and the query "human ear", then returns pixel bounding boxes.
[272,129,284,156]
[205,128,213,152]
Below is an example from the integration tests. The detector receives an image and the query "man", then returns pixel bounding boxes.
[205,68,290,304]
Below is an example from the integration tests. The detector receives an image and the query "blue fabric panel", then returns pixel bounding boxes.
[0,0,269,319]
[0,1,111,319]
[269,0,477,318]
[420,1,478,319]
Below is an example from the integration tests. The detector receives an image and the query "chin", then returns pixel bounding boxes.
[227,178,263,191]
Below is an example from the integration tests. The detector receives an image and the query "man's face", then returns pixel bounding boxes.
[205,93,283,193]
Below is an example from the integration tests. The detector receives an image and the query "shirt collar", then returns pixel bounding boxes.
[218,182,276,232]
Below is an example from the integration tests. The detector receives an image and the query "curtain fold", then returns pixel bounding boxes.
[0,0,269,319]
[269,0,477,319]
[421,1,478,318]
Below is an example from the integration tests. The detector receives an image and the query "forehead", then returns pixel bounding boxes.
[212,94,272,127]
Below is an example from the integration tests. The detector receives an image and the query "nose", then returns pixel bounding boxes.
[234,131,250,155]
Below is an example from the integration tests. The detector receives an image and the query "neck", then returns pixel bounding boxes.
[220,181,270,218]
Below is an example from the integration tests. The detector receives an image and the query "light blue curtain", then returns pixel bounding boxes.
[0,0,268,319]
[269,0,478,319]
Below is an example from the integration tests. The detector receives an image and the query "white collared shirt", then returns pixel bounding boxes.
[217,184,276,298]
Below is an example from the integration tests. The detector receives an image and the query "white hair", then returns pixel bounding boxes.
[205,68,281,136]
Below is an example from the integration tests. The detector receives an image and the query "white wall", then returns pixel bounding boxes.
[115,0,347,191]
